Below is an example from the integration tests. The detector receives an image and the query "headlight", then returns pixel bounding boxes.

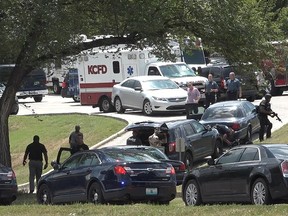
[152,96,168,101]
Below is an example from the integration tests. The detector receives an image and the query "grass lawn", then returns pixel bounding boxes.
[9,114,127,184]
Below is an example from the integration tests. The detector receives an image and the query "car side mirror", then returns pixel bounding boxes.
[207,158,215,166]
[134,87,142,91]
[51,160,60,170]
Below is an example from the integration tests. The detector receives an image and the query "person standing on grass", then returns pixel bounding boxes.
[69,125,83,152]
[23,135,48,194]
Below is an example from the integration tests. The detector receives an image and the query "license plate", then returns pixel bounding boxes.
[146,188,158,195]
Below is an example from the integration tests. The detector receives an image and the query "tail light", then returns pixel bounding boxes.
[168,142,176,153]
[7,171,16,180]
[166,167,176,175]
[220,78,226,89]
[114,166,127,175]
[281,161,288,177]
[179,162,186,171]
[62,81,68,88]
[231,123,240,131]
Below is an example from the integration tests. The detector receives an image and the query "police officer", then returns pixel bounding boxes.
[126,130,143,146]
[258,94,274,142]
[226,72,242,100]
[205,73,218,108]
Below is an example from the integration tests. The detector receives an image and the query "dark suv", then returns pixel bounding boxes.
[200,64,258,102]
[125,120,222,169]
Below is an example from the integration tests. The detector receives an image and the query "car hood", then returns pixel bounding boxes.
[145,88,187,98]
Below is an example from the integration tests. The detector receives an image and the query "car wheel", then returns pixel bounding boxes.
[72,95,80,102]
[246,96,255,102]
[183,179,202,206]
[212,139,222,159]
[100,97,113,113]
[114,97,125,113]
[251,178,271,205]
[88,182,104,204]
[37,184,52,205]
[184,151,193,170]
[143,100,153,116]
[34,96,43,102]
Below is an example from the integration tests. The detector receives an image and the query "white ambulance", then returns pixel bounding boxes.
[76,46,208,112]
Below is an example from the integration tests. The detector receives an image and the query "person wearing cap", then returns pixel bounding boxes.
[226,72,242,100]
[258,94,274,142]
[69,125,83,151]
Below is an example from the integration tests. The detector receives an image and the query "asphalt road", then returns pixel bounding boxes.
[17,92,288,148]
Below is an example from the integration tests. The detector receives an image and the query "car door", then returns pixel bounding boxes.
[243,102,260,133]
[190,121,215,157]
[118,79,135,107]
[228,147,260,197]
[129,80,144,109]
[201,148,245,198]
[51,153,84,200]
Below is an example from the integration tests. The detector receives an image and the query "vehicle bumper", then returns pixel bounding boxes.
[16,89,48,97]
[103,181,176,202]
[0,185,17,201]
[151,101,186,112]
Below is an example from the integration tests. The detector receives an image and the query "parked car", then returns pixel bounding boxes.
[200,64,258,102]
[182,144,288,206]
[60,68,80,102]
[111,76,187,115]
[125,119,222,169]
[0,83,19,115]
[37,147,176,205]
[102,145,186,185]
[200,100,260,144]
[0,163,17,205]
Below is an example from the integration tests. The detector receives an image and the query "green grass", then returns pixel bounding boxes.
[9,114,127,184]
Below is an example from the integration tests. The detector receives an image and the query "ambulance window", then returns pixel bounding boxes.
[148,67,160,76]
[113,61,120,74]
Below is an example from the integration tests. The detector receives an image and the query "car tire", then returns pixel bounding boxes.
[143,100,153,116]
[100,97,113,113]
[88,182,104,204]
[246,96,255,102]
[37,184,52,205]
[212,139,222,159]
[72,95,80,102]
[184,151,193,170]
[114,97,125,113]
[34,96,43,102]
[183,179,202,206]
[251,178,271,205]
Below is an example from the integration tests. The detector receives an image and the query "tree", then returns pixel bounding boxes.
[0,0,284,167]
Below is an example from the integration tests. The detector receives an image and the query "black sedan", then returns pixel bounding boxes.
[0,163,17,205]
[102,145,186,185]
[182,144,288,205]
[37,148,177,205]
[200,100,260,144]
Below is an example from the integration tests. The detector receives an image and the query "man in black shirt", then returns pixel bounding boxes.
[205,73,218,108]
[126,130,143,146]
[23,135,48,194]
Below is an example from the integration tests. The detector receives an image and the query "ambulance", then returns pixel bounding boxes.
[76,45,208,112]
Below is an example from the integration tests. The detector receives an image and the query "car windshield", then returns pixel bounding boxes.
[202,106,238,120]
[159,64,196,78]
[103,150,160,163]
[266,146,288,160]
[142,79,179,90]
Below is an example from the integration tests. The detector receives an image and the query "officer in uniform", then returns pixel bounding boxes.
[204,73,218,108]
[226,72,242,100]
[126,130,143,146]
[258,94,274,142]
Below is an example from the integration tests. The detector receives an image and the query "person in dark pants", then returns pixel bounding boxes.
[226,72,242,100]
[258,94,274,142]
[204,73,218,108]
[69,125,83,153]
[23,135,48,194]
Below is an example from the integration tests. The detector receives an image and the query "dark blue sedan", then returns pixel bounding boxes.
[200,100,260,144]
[0,163,17,205]
[37,148,177,205]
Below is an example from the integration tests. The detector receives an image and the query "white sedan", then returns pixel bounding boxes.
[112,76,188,115]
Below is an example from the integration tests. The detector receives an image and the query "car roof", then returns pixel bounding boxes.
[125,119,198,131]
[207,100,250,108]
